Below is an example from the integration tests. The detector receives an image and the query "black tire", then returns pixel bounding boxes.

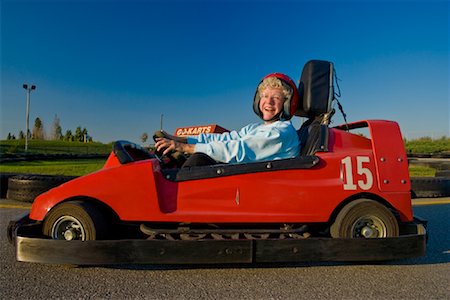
[6,174,76,202]
[435,170,450,178]
[0,173,19,199]
[411,177,450,198]
[42,201,108,241]
[330,199,399,238]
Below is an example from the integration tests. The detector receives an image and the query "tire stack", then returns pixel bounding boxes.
[411,177,450,198]
[4,174,77,203]
[0,173,17,199]
[410,158,450,198]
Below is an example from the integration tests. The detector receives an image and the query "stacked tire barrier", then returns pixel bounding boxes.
[0,173,17,199]
[411,177,450,198]
[409,157,450,198]
[2,174,77,203]
[436,170,450,177]
[1,154,106,202]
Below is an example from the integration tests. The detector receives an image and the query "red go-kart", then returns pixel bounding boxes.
[8,60,427,265]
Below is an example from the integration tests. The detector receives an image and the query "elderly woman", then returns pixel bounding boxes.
[155,73,300,167]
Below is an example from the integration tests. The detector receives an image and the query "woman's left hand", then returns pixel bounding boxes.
[155,138,194,156]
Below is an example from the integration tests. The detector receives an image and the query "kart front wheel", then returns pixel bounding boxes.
[43,201,107,241]
[330,199,399,238]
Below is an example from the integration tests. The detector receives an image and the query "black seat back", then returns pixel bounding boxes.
[297,116,330,156]
[296,60,335,155]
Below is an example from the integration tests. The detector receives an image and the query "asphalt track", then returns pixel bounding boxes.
[1,198,449,299]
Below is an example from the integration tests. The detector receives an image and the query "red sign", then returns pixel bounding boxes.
[175,124,228,136]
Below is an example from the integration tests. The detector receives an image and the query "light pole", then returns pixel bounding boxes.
[23,84,36,151]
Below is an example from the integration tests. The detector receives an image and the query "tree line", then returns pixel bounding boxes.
[5,115,93,142]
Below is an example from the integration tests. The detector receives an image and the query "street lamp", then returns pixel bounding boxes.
[23,84,36,151]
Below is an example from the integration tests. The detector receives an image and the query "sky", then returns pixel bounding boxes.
[1,0,449,144]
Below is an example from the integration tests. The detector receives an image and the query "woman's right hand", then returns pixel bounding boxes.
[155,137,194,156]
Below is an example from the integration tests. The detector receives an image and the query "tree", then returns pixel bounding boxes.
[141,132,148,143]
[32,117,45,140]
[50,114,63,140]
[7,133,12,140]
[19,131,25,140]
[75,126,83,142]
[64,130,73,142]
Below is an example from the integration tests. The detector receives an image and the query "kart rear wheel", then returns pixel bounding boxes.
[330,199,399,238]
[43,201,107,241]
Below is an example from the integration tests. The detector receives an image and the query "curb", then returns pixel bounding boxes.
[412,197,450,206]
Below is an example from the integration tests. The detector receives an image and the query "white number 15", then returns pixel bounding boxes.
[341,156,374,191]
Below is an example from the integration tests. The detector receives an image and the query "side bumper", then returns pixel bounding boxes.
[7,213,36,244]
[8,214,428,265]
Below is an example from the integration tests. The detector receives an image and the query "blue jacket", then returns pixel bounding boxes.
[187,120,300,164]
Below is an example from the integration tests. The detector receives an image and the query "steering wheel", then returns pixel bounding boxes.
[152,131,187,168]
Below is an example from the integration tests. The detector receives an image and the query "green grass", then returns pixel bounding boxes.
[0,139,112,155]
[0,158,106,176]
[1,137,446,177]
[3,137,448,155]
[404,136,450,154]
[408,165,436,177]
[1,158,437,178]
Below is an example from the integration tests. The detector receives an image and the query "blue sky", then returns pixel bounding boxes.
[1,0,449,143]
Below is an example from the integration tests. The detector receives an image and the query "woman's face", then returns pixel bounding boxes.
[259,87,285,123]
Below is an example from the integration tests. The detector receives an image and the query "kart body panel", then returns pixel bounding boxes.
[29,120,413,225]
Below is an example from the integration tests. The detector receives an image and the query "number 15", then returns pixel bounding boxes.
[341,156,374,191]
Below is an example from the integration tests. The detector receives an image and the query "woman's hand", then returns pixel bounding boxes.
[154,130,188,143]
[155,138,195,156]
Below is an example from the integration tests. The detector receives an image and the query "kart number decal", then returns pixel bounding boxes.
[341,156,374,191]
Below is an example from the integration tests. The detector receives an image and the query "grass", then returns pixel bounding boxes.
[0,139,112,155]
[0,158,106,176]
[1,137,446,177]
[408,165,436,177]
[404,136,450,154]
[0,158,437,177]
[2,137,448,155]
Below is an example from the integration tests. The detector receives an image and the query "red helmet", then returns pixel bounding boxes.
[253,73,299,121]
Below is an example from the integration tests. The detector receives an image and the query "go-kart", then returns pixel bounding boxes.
[7,60,427,265]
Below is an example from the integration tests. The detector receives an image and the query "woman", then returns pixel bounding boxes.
[155,73,300,167]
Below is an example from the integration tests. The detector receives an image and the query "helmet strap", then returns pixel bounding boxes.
[265,111,284,123]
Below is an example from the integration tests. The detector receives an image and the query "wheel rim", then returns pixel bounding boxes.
[51,216,86,241]
[351,215,388,238]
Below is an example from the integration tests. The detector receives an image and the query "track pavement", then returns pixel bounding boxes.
[1,198,449,299]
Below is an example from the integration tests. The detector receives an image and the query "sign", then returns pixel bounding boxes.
[175,124,229,136]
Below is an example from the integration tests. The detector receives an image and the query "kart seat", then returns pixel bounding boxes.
[162,60,336,182]
[295,60,335,156]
